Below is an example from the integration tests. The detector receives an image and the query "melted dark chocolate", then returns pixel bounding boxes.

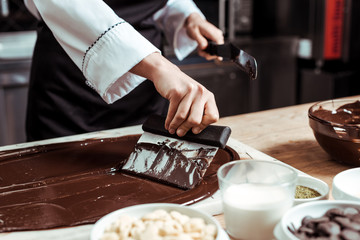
[121,142,217,190]
[0,135,238,232]
[312,101,360,125]
[245,59,256,80]
[309,100,360,166]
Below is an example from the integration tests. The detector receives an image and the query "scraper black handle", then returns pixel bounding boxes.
[142,115,231,149]
[204,41,233,59]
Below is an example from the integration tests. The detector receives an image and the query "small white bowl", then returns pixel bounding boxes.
[293,175,329,205]
[90,203,227,240]
[333,167,360,201]
[275,200,360,240]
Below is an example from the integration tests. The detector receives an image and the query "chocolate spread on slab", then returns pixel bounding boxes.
[309,100,360,166]
[121,141,217,190]
[0,135,238,232]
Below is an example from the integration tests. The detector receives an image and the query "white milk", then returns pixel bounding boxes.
[223,183,293,240]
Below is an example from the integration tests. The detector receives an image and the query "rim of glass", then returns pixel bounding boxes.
[217,159,298,187]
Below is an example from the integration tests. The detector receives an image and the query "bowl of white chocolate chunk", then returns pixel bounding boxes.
[91,203,226,240]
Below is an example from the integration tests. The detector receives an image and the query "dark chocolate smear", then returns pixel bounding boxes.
[121,142,217,190]
[0,135,238,232]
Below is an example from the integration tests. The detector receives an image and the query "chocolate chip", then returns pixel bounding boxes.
[290,207,360,240]
[318,222,341,235]
[344,208,359,216]
[326,208,346,218]
[311,216,331,223]
[334,216,353,228]
[351,214,360,223]
[302,215,313,226]
[312,236,339,240]
[298,226,315,235]
[349,223,360,232]
[294,231,308,239]
[340,229,360,240]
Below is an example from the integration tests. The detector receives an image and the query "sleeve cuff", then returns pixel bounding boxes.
[82,21,160,104]
[173,8,205,60]
[155,0,205,61]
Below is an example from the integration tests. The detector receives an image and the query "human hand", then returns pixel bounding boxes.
[130,52,219,137]
[185,13,224,61]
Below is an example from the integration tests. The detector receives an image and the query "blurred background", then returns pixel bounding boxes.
[0,0,359,146]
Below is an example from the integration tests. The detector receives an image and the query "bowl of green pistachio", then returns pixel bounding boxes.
[293,175,329,206]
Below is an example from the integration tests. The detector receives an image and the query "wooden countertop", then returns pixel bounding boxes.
[213,95,359,235]
[1,96,358,240]
[218,96,357,190]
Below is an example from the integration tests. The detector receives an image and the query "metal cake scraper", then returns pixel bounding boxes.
[121,115,231,190]
[204,41,258,80]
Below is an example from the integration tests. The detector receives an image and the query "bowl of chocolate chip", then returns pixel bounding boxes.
[275,200,360,240]
[309,99,360,166]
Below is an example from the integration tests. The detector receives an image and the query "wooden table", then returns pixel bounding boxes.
[219,96,356,193]
[214,95,358,233]
[0,96,358,240]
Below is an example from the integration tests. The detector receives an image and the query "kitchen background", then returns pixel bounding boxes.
[0,0,359,146]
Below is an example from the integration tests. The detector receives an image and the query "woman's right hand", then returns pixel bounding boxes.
[130,52,219,137]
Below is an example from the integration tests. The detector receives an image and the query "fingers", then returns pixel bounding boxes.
[185,13,224,61]
[165,96,181,134]
[165,83,197,136]
[194,98,220,134]
[198,22,224,46]
[170,85,204,137]
[166,84,196,135]
[142,52,219,137]
[197,23,224,61]
[198,50,223,61]
[166,84,219,137]
[186,25,208,50]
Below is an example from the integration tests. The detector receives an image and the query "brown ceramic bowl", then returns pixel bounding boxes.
[308,99,360,166]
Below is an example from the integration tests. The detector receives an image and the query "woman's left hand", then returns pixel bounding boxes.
[185,13,224,61]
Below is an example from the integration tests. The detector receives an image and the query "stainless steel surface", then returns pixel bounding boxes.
[0,0,9,17]
[0,31,37,60]
[218,0,253,40]
[228,0,236,41]
[0,31,36,146]
[0,60,31,146]
[218,0,226,34]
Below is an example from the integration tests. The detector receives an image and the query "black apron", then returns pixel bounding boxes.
[26,0,168,141]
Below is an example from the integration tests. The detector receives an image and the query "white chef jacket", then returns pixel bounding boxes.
[24,0,205,104]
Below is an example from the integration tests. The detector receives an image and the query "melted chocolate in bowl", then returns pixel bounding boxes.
[309,100,360,166]
[0,135,239,232]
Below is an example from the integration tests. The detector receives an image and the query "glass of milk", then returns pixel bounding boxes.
[217,160,298,240]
